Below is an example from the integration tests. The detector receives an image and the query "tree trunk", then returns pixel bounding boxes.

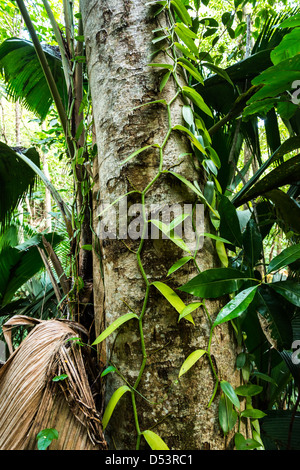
[81,0,242,450]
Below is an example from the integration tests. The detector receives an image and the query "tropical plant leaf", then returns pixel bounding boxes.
[218,394,238,436]
[142,429,169,450]
[178,267,249,298]
[0,38,67,120]
[152,281,194,323]
[0,232,62,307]
[242,219,263,267]
[92,313,139,345]
[220,380,240,409]
[269,280,300,307]
[0,143,40,228]
[212,285,258,327]
[267,244,300,274]
[218,195,243,247]
[102,385,131,430]
[178,349,206,377]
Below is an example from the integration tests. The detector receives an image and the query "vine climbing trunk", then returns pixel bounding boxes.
[81,0,243,450]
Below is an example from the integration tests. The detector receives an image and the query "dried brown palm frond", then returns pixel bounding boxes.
[0,315,107,450]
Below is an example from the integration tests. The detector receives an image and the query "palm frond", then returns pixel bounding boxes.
[0,38,67,121]
[0,316,107,450]
[0,142,40,229]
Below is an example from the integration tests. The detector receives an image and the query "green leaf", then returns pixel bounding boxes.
[149,219,191,253]
[216,240,228,267]
[101,366,117,377]
[177,57,204,84]
[152,281,194,323]
[269,281,300,307]
[242,219,263,267]
[278,13,300,28]
[148,63,173,70]
[120,144,159,165]
[167,256,193,276]
[170,0,192,26]
[36,428,58,450]
[92,313,139,345]
[178,267,248,299]
[0,143,40,227]
[219,394,238,436]
[218,195,243,248]
[271,28,300,65]
[234,432,262,450]
[159,70,171,92]
[178,302,203,322]
[102,385,131,430]
[172,124,206,154]
[178,349,206,377]
[52,374,68,382]
[235,384,263,397]
[182,86,213,118]
[220,380,240,409]
[267,244,300,274]
[167,171,220,218]
[0,38,67,121]
[213,285,258,327]
[241,409,267,419]
[182,105,194,126]
[202,62,234,86]
[142,430,169,450]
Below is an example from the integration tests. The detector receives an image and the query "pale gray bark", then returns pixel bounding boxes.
[82,0,242,450]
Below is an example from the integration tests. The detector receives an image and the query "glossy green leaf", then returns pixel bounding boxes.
[92,313,139,345]
[202,61,234,86]
[152,281,194,323]
[178,349,206,377]
[182,86,213,118]
[234,432,262,450]
[172,124,206,154]
[182,105,194,126]
[241,409,267,419]
[220,380,240,409]
[102,385,131,430]
[52,374,68,382]
[142,430,169,450]
[235,384,263,397]
[271,28,300,65]
[242,219,263,267]
[267,244,300,274]
[216,240,228,267]
[149,219,191,253]
[101,366,117,377]
[278,13,300,28]
[269,280,300,307]
[120,144,159,165]
[170,0,192,26]
[178,302,203,322]
[36,428,58,450]
[218,394,238,436]
[159,70,171,92]
[148,63,173,70]
[178,267,248,299]
[177,57,204,84]
[218,195,243,248]
[213,285,258,327]
[167,256,193,276]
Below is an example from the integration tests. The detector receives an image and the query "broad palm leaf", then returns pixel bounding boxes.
[0,38,67,121]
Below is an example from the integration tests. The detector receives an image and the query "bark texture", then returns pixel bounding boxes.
[82,0,242,450]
